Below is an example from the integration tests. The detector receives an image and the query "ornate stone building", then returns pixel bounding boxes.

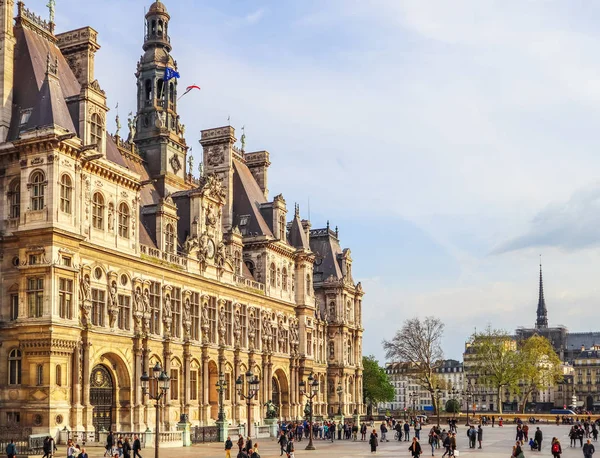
[0,0,364,433]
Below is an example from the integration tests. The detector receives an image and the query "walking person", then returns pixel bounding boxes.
[409,437,422,457]
[369,430,378,453]
[404,421,411,441]
[535,427,543,451]
[132,436,142,458]
[285,437,294,458]
[428,429,437,457]
[122,438,131,458]
[584,439,595,458]
[450,433,457,457]
[442,433,451,457]
[77,447,88,458]
[415,420,422,440]
[237,435,244,454]
[477,425,483,449]
[551,438,563,458]
[225,436,233,458]
[5,439,16,458]
[361,423,368,441]
[380,421,388,443]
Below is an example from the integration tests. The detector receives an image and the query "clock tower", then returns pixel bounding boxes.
[134,0,188,196]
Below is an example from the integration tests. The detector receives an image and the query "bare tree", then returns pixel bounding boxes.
[382,316,445,413]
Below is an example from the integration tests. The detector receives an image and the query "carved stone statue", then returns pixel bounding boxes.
[304,401,311,418]
[264,399,278,419]
[233,311,241,340]
[134,289,144,313]
[183,298,191,337]
[143,290,151,313]
[183,235,199,254]
[115,114,122,137]
[206,204,217,227]
[163,294,172,318]
[127,112,137,142]
[107,281,118,328]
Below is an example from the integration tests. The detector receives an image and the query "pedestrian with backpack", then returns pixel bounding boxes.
[286,437,294,458]
[551,438,562,457]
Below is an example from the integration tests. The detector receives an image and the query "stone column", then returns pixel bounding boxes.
[233,350,240,424]
[71,342,84,430]
[163,340,173,430]
[133,337,145,431]
[261,353,268,420]
[183,343,191,418]
[142,341,150,429]
[201,348,210,425]
[82,332,93,431]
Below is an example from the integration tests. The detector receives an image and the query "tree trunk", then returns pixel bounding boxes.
[430,392,438,414]
[497,387,503,414]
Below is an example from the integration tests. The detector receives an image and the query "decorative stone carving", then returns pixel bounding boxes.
[218,302,226,343]
[107,281,118,328]
[170,154,181,174]
[79,273,92,325]
[183,297,191,338]
[207,145,224,166]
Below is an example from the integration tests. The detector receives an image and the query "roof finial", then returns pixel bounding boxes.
[536,256,548,329]
[241,125,246,152]
[46,0,56,24]
[335,226,339,238]
[326,220,330,231]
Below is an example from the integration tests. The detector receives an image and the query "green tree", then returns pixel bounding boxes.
[467,326,521,414]
[382,316,445,413]
[517,335,563,413]
[362,355,395,413]
[445,398,461,413]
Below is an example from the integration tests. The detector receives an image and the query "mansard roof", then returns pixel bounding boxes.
[9,25,80,140]
[310,226,343,282]
[288,211,310,250]
[232,159,273,237]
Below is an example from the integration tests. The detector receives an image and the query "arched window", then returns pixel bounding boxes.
[169,83,175,109]
[157,19,163,37]
[118,202,129,239]
[151,19,156,35]
[145,79,152,105]
[59,174,72,214]
[269,263,276,287]
[92,193,104,229]
[8,179,20,218]
[56,364,62,386]
[245,260,255,277]
[8,349,21,385]
[36,364,43,386]
[282,268,288,291]
[157,79,165,100]
[279,215,286,240]
[329,301,336,320]
[306,274,311,296]
[165,223,175,253]
[30,171,45,211]
[90,113,103,150]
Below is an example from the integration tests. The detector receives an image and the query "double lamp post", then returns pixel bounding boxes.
[236,370,260,437]
[299,373,319,450]
[140,362,171,458]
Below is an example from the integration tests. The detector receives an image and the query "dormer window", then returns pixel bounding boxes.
[269,263,276,287]
[8,179,20,218]
[279,214,286,240]
[118,202,130,239]
[165,223,175,254]
[19,108,32,131]
[60,174,72,214]
[90,113,103,151]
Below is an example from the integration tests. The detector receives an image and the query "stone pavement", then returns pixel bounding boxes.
[80,425,595,458]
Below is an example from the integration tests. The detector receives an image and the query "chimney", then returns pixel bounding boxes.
[56,26,100,86]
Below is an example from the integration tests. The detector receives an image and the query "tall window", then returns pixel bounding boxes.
[91,288,105,326]
[165,224,175,253]
[30,171,45,211]
[307,332,313,356]
[90,113,103,150]
[8,179,20,218]
[92,193,104,229]
[190,370,198,401]
[36,364,43,386]
[8,349,21,385]
[282,268,288,291]
[279,214,286,240]
[60,174,72,214]
[172,287,181,338]
[56,365,62,386]
[10,294,18,321]
[118,294,130,330]
[170,369,179,400]
[58,278,73,319]
[306,274,311,296]
[270,263,276,287]
[27,277,43,317]
[208,298,217,344]
[191,292,200,341]
[225,301,233,346]
[149,282,161,335]
[118,203,129,239]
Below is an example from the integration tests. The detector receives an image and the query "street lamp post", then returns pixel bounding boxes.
[236,370,260,437]
[140,362,171,458]
[463,380,473,426]
[336,382,343,416]
[435,388,443,427]
[216,372,228,441]
[299,373,319,451]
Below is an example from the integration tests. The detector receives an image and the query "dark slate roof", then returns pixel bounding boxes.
[288,212,309,250]
[25,69,76,132]
[310,227,343,281]
[232,159,273,237]
[566,332,600,351]
[139,217,156,247]
[105,136,129,169]
[9,25,80,140]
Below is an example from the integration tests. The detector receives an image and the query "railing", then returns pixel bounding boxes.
[158,431,182,443]
[140,244,188,269]
[234,275,265,292]
[190,426,218,444]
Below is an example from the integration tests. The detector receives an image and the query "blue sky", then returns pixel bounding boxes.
[26,0,600,360]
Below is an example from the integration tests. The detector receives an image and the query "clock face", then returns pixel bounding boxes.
[207,239,215,259]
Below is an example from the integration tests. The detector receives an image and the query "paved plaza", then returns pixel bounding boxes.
[77,425,596,458]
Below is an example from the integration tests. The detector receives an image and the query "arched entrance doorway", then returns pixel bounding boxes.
[90,365,114,431]
[272,369,290,418]
[272,377,280,413]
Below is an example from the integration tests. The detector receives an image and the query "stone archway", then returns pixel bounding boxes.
[91,365,114,431]
[272,368,290,418]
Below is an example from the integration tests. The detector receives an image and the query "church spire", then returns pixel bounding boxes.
[536,258,548,329]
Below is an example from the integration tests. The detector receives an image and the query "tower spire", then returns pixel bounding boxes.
[536,257,548,329]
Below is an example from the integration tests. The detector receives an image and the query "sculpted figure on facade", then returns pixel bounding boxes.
[79,273,92,324]
[108,281,118,328]
[233,310,241,342]
[201,299,210,343]
[218,302,226,343]
[183,298,191,337]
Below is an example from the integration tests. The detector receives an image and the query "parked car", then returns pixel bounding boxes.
[416,415,428,424]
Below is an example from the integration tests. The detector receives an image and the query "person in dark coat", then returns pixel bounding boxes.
[477,425,483,449]
[408,437,422,457]
[122,438,131,458]
[404,422,411,441]
[583,439,595,458]
[369,430,378,453]
[6,439,16,458]
[535,427,543,451]
[132,435,142,458]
